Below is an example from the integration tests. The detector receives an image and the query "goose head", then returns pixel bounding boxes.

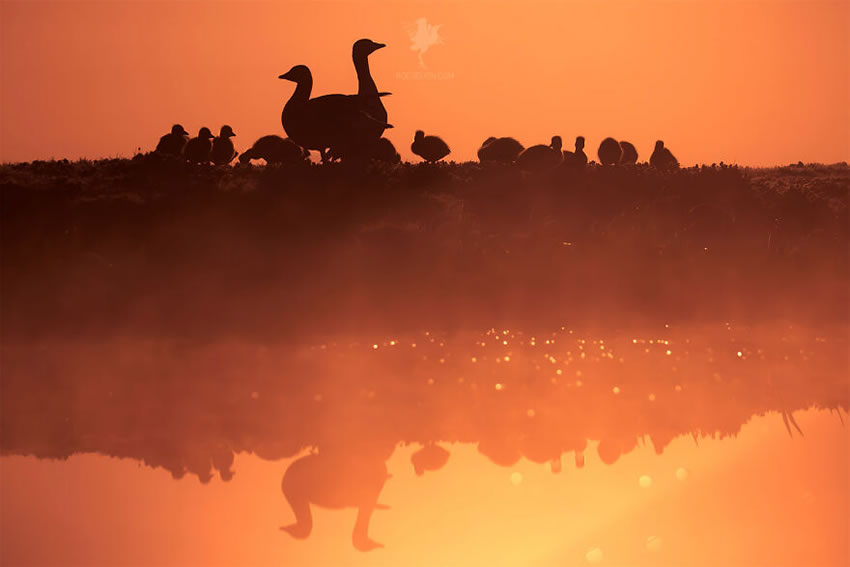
[279,65,312,84]
[655,140,665,150]
[198,127,214,139]
[414,130,425,142]
[219,125,235,138]
[550,136,562,152]
[575,136,585,150]
[481,136,497,147]
[171,124,188,136]
[353,39,386,59]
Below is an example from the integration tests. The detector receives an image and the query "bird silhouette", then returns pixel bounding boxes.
[155,124,189,156]
[211,125,237,165]
[239,135,308,165]
[619,140,638,165]
[478,137,525,164]
[373,138,401,164]
[561,136,587,168]
[352,39,390,143]
[183,127,215,164]
[411,130,451,162]
[279,65,392,163]
[650,140,679,170]
[517,135,563,171]
[597,137,622,166]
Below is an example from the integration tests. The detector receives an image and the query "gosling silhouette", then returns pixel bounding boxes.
[650,140,679,170]
[280,451,390,551]
[477,136,524,164]
[411,130,450,162]
[597,137,622,166]
[619,140,638,165]
[517,135,563,171]
[280,65,392,162]
[155,124,189,156]
[373,138,401,164]
[239,135,308,165]
[561,136,587,168]
[183,127,215,164]
[410,443,450,475]
[211,125,237,165]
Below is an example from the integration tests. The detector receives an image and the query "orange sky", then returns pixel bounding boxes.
[2,410,847,567]
[1,0,848,165]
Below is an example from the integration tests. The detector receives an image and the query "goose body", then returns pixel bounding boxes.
[280,64,391,161]
[561,136,587,168]
[650,140,679,170]
[156,124,189,155]
[411,130,450,162]
[517,135,563,171]
[619,140,638,164]
[211,125,237,165]
[239,135,308,165]
[183,127,215,164]
[477,136,524,164]
[597,137,622,166]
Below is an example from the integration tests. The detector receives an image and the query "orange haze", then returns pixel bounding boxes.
[1,0,848,165]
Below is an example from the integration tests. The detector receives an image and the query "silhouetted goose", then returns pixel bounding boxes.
[372,137,401,164]
[650,140,679,170]
[619,140,638,165]
[411,130,450,162]
[597,137,622,166]
[211,125,237,165]
[477,136,524,164]
[156,124,189,155]
[561,136,587,168]
[353,39,389,141]
[517,135,562,171]
[239,135,308,165]
[183,127,215,164]
[280,65,392,162]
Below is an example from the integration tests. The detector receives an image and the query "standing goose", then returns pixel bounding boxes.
[156,124,189,155]
[517,135,563,171]
[477,136,524,164]
[279,65,392,162]
[183,127,215,164]
[211,125,237,165]
[411,130,451,162]
[650,140,679,170]
[352,39,390,142]
[239,135,308,165]
[619,140,638,164]
[597,137,622,166]
[561,136,587,168]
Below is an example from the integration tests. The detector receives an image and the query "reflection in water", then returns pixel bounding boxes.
[1,324,848,556]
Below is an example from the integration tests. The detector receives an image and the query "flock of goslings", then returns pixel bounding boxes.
[153,39,681,170]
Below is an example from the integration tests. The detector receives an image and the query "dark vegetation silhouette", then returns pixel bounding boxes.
[411,130,451,162]
[478,137,525,164]
[239,135,309,165]
[597,137,622,166]
[619,140,638,165]
[184,127,215,164]
[155,124,189,156]
[211,125,237,165]
[517,135,563,171]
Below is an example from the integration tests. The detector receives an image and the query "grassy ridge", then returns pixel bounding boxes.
[1,157,848,339]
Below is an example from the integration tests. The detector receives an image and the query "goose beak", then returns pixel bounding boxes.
[279,71,293,81]
[373,42,386,50]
